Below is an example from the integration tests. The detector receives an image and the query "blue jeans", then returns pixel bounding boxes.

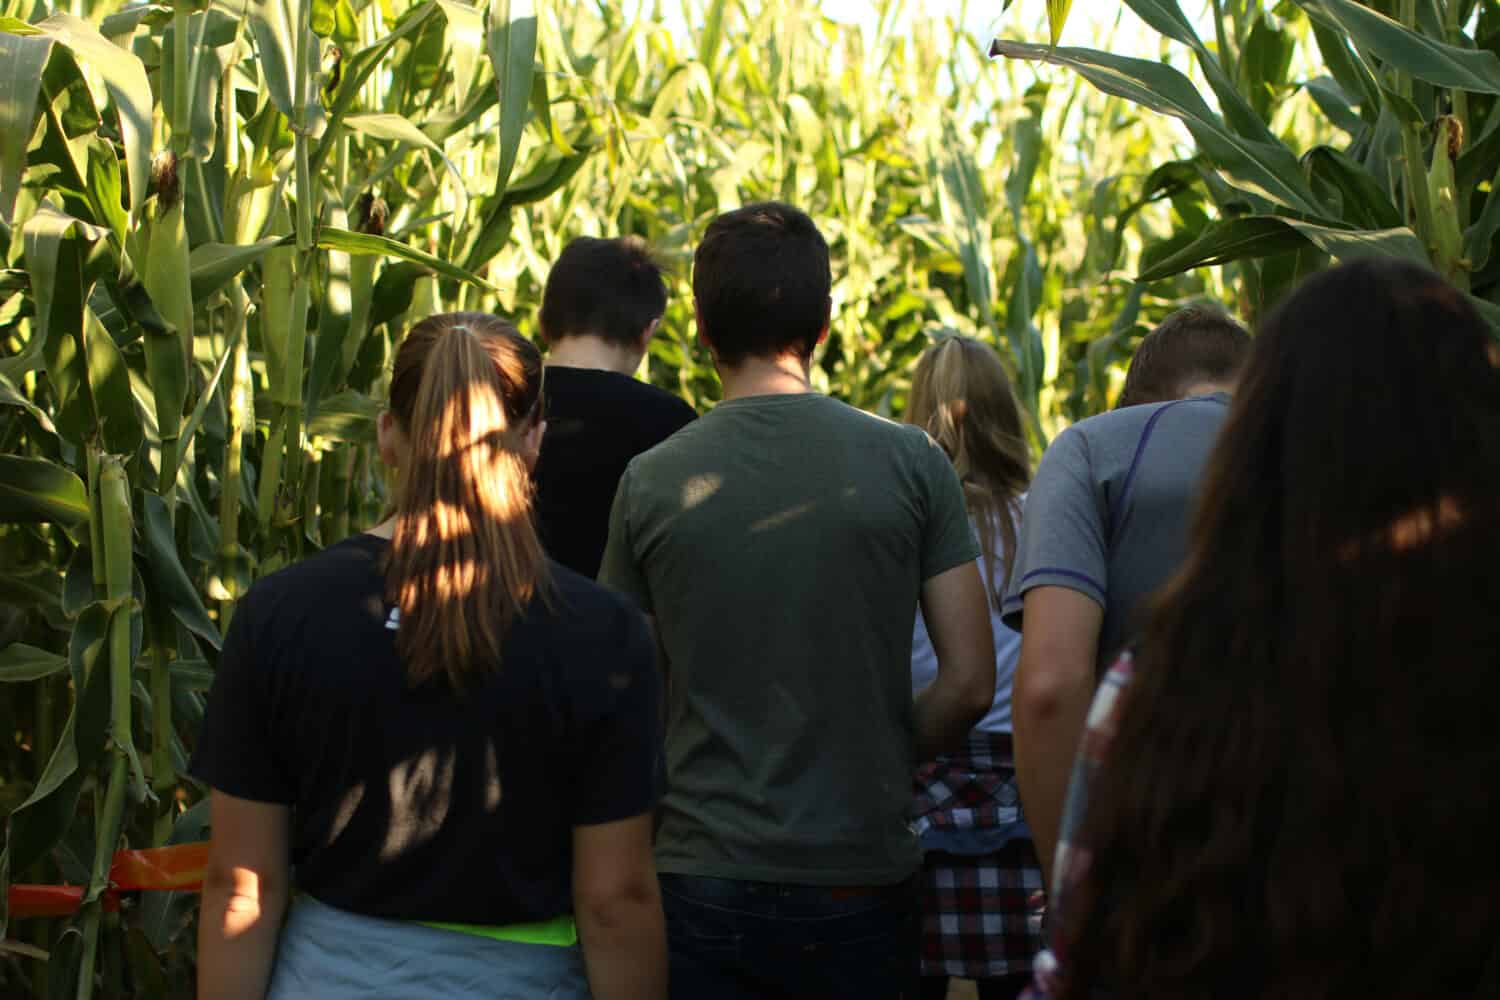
[659,873,920,1000]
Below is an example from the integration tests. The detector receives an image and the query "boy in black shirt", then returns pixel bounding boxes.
[532,237,697,578]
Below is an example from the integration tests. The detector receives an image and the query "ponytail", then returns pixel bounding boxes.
[384,312,550,689]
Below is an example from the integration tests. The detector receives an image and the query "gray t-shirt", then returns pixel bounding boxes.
[599,392,979,885]
[1000,393,1231,668]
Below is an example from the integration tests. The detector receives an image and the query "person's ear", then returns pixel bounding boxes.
[694,302,716,358]
[521,418,546,472]
[816,295,832,346]
[376,411,405,470]
[639,316,661,355]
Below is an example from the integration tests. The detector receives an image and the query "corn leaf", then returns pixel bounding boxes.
[247,0,299,124]
[306,389,379,443]
[990,39,1327,218]
[0,31,53,224]
[188,236,292,304]
[26,206,141,453]
[1046,0,1072,47]
[0,616,112,879]
[140,494,221,651]
[1303,146,1403,230]
[0,644,70,683]
[0,372,58,440]
[160,13,233,159]
[1123,0,1274,143]
[344,113,469,222]
[317,226,496,291]
[1465,184,1500,273]
[486,0,537,197]
[313,1,439,173]
[1302,76,1366,136]
[0,456,88,524]
[435,0,485,102]
[700,0,729,75]
[1298,0,1500,95]
[35,12,152,216]
[1308,19,1383,119]
[1138,215,1425,281]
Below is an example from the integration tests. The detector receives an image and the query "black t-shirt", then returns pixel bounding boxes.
[188,533,660,925]
[533,366,696,578]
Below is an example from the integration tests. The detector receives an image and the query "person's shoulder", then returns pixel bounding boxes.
[234,535,385,629]
[631,381,697,438]
[631,378,697,420]
[549,561,643,617]
[246,534,383,601]
[551,366,691,408]
[1067,401,1166,440]
[800,399,953,475]
[619,398,714,470]
[1043,398,1200,464]
[813,395,933,446]
[541,562,649,643]
[1079,392,1230,436]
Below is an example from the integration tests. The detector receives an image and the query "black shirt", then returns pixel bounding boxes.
[189,534,660,925]
[533,366,696,578]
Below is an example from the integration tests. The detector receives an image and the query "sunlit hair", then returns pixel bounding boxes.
[1059,260,1500,998]
[385,312,550,690]
[907,336,1031,605]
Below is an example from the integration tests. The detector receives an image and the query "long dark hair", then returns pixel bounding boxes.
[385,312,550,689]
[1059,260,1500,999]
[907,336,1031,603]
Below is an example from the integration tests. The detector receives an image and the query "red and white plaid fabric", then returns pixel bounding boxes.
[1024,651,1136,999]
[914,732,1046,979]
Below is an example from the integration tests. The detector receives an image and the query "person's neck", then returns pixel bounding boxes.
[545,334,643,377]
[1180,380,1235,398]
[716,353,815,402]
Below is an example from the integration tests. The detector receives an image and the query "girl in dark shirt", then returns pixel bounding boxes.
[193,313,666,999]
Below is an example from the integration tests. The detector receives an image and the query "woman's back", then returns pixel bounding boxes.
[193,312,668,1000]
[1050,261,1500,999]
[193,535,659,926]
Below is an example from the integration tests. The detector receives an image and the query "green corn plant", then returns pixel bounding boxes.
[138,153,192,500]
[994,0,1500,331]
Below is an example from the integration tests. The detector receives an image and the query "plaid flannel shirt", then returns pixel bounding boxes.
[911,733,1022,841]
[1024,651,1136,999]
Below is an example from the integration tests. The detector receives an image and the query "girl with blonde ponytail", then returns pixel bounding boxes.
[193,313,667,1000]
[906,336,1042,1000]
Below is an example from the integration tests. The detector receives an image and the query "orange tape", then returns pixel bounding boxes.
[108,843,208,891]
[6,842,208,919]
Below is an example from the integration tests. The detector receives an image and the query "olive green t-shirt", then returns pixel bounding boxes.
[598,392,979,885]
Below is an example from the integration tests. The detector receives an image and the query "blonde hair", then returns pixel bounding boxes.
[385,312,550,689]
[908,336,1031,606]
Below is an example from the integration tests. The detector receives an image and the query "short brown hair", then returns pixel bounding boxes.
[1116,306,1251,408]
[692,202,830,366]
[539,236,667,348]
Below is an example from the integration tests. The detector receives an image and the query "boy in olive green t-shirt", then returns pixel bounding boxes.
[598,202,996,1000]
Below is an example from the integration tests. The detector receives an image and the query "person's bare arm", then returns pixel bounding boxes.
[1012,585,1103,886]
[573,813,667,1000]
[198,791,291,1000]
[913,560,997,760]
